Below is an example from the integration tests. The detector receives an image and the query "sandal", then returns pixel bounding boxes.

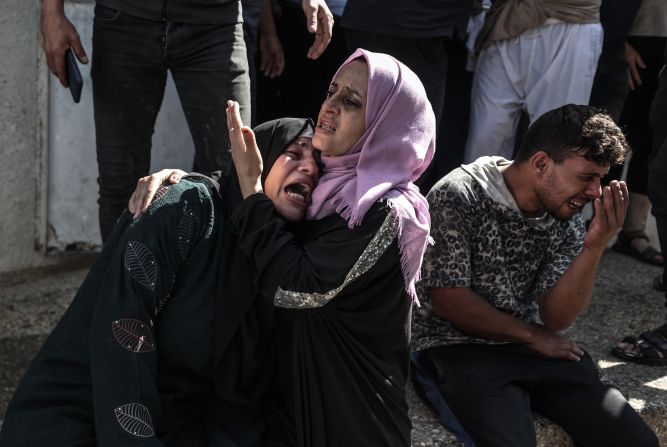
[612,324,667,366]
[612,230,664,267]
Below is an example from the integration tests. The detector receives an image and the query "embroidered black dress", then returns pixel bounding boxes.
[0,118,313,447]
[232,196,412,447]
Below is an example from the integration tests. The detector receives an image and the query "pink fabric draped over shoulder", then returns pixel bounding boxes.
[307,48,436,303]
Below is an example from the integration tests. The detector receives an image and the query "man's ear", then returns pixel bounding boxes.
[530,151,551,177]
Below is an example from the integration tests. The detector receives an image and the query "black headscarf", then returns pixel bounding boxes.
[211,117,314,405]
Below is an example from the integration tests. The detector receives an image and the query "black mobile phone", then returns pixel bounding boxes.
[65,48,83,103]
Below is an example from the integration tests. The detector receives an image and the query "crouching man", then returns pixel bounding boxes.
[412,104,659,447]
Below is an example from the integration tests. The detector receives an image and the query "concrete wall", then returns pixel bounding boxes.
[0,0,46,272]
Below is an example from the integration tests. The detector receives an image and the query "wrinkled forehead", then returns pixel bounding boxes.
[559,153,610,176]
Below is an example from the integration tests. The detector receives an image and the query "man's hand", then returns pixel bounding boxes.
[524,324,584,361]
[301,0,333,60]
[128,169,187,218]
[625,41,646,91]
[259,0,285,79]
[42,0,88,87]
[584,180,629,252]
[259,35,285,78]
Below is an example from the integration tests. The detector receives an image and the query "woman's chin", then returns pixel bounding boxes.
[275,201,306,222]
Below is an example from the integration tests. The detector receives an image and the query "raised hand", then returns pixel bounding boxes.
[585,180,629,252]
[128,169,187,218]
[226,100,263,198]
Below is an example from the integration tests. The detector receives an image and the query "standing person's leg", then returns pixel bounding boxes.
[421,344,537,447]
[169,21,251,176]
[92,6,169,243]
[615,37,666,266]
[464,40,524,163]
[523,22,602,125]
[656,216,667,293]
[588,0,641,122]
[611,47,667,363]
[433,40,473,184]
[530,352,658,447]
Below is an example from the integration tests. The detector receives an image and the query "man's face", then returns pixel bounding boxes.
[535,155,608,221]
[264,137,320,222]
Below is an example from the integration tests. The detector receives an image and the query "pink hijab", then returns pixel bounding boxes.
[307,48,436,303]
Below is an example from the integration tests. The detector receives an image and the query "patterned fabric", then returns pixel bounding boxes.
[411,165,585,351]
[274,207,398,308]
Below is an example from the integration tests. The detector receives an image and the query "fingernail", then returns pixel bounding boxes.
[82,56,89,63]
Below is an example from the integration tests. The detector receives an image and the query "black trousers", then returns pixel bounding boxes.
[91,4,250,242]
[620,37,667,194]
[648,49,667,297]
[419,343,658,447]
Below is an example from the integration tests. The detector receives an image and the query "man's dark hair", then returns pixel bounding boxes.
[515,104,629,166]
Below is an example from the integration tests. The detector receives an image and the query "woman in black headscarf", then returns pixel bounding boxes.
[0,119,318,447]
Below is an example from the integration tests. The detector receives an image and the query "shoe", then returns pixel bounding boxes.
[655,275,666,292]
[612,230,664,267]
[612,324,667,366]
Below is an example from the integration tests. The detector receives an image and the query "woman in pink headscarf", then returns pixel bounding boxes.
[227,48,436,446]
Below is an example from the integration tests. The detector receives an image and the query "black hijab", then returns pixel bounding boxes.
[211,117,314,405]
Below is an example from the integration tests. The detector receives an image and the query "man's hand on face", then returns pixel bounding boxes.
[584,180,629,252]
[524,324,584,361]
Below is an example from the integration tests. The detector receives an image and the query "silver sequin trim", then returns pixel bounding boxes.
[275,207,398,309]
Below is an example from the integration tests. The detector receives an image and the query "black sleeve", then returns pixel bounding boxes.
[231,194,390,298]
[89,180,215,446]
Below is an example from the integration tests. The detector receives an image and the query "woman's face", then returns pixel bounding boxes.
[264,137,320,222]
[313,60,368,157]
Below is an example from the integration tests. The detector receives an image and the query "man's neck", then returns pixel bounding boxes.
[502,164,546,218]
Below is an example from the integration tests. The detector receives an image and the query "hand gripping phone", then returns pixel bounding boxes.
[65,48,83,103]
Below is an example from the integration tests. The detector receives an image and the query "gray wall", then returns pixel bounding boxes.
[0,0,46,272]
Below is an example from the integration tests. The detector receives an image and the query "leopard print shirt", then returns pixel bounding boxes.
[411,167,585,351]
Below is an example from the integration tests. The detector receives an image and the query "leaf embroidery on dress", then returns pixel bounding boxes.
[151,184,171,204]
[114,403,155,437]
[125,241,157,290]
[178,201,199,260]
[112,318,156,353]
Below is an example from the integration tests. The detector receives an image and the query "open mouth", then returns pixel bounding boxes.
[284,183,312,203]
[318,122,336,132]
[568,199,585,210]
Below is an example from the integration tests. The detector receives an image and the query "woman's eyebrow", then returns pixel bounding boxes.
[331,81,363,98]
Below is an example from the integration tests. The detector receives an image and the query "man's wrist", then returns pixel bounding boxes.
[42,0,65,16]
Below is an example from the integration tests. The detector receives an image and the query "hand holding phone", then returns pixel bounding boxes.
[65,48,83,103]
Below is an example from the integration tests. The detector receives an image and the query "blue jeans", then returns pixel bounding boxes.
[91,4,250,242]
